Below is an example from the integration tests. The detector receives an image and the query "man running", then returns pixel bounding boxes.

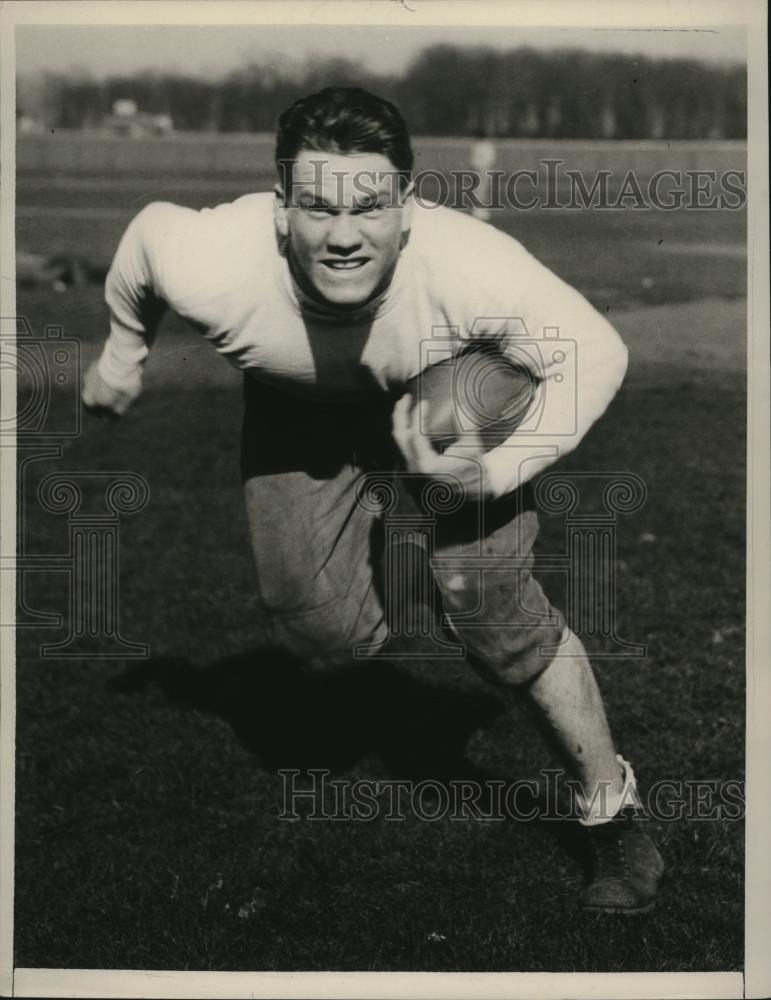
[83,86,663,913]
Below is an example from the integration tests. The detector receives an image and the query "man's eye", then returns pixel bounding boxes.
[304,204,332,215]
[356,202,384,215]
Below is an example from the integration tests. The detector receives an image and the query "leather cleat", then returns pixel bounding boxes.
[581,807,664,914]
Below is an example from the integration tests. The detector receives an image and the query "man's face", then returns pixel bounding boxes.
[276,149,412,309]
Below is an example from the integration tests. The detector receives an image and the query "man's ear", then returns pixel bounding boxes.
[274,184,289,238]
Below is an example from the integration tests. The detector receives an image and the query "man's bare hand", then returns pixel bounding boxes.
[81,362,141,419]
[391,393,493,504]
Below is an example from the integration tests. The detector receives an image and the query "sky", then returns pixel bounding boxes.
[16,24,746,79]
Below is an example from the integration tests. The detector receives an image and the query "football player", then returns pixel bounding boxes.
[83,87,663,913]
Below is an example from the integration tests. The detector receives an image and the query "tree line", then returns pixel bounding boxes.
[18,45,746,139]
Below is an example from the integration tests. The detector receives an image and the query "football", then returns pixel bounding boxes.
[407,343,538,453]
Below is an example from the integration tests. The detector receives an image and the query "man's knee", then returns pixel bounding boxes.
[265,599,387,667]
[457,619,568,687]
[436,554,567,687]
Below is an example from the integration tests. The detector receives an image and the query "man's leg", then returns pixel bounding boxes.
[240,376,388,664]
[427,482,663,912]
[523,627,624,805]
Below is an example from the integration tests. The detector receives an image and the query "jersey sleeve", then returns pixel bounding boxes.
[97,202,191,393]
[467,228,629,498]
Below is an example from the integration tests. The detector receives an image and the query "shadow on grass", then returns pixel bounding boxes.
[108,649,591,873]
[109,648,506,781]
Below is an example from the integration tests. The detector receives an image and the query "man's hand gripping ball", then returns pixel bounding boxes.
[392,344,538,504]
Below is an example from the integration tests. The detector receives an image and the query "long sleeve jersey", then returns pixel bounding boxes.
[99,192,628,498]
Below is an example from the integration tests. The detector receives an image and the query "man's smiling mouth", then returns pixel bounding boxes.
[322,258,370,271]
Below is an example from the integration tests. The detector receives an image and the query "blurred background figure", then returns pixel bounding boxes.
[469,131,497,221]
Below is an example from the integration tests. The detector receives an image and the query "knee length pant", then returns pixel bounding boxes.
[240,375,565,685]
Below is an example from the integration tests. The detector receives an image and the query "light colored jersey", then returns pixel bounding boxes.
[99,192,627,496]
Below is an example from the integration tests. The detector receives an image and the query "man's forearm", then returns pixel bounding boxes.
[97,293,166,393]
[97,203,173,395]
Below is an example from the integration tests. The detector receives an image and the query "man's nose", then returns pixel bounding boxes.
[326,213,362,254]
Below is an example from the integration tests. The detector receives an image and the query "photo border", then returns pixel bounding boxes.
[1,2,767,998]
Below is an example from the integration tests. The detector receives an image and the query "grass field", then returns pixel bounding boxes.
[13,156,746,973]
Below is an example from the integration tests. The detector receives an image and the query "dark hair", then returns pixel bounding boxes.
[275,86,413,192]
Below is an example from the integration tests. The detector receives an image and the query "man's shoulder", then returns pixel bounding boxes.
[202,191,275,226]
[126,192,277,307]
[407,202,535,291]
[136,191,273,243]
[134,192,276,279]
[410,201,527,248]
